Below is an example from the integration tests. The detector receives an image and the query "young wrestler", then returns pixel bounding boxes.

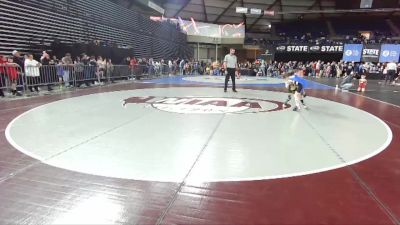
[283,71,307,111]
[357,74,367,92]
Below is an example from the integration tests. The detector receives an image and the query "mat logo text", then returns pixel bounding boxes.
[123,96,288,114]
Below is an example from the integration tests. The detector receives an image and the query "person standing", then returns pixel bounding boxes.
[385,60,397,85]
[5,56,22,96]
[12,50,25,92]
[61,53,73,87]
[40,51,54,91]
[223,48,238,92]
[24,54,41,92]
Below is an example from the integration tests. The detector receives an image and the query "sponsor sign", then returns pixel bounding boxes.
[362,44,380,62]
[379,44,400,63]
[276,45,286,52]
[342,44,363,62]
[286,45,309,52]
[274,45,343,53]
[320,45,343,53]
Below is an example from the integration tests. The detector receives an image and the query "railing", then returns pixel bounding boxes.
[0,63,177,97]
[0,63,26,96]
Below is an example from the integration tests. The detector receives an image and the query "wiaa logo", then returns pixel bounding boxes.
[122,96,289,114]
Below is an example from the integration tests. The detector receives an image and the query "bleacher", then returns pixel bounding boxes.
[331,19,393,36]
[0,0,191,59]
[275,21,329,38]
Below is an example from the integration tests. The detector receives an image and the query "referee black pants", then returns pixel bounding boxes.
[385,70,395,84]
[224,68,236,91]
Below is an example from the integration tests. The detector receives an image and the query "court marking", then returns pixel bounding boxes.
[187,106,392,182]
[4,87,393,182]
[141,75,334,89]
[306,78,400,109]
[122,96,290,114]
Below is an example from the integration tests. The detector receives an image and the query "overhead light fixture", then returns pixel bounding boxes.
[360,0,373,8]
[236,7,248,13]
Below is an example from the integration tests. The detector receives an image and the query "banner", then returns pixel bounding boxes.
[286,45,310,52]
[342,44,363,62]
[379,44,400,63]
[274,45,343,53]
[320,45,344,53]
[362,44,380,62]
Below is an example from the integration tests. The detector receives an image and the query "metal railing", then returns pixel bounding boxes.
[0,63,177,97]
[0,63,26,96]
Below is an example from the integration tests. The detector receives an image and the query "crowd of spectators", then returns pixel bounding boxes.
[1,49,399,98]
[245,31,400,46]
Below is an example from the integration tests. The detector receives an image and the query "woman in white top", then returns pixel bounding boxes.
[260,60,266,76]
[24,54,41,92]
[97,56,106,84]
[168,60,173,75]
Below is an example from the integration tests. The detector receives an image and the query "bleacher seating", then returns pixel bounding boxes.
[0,0,191,59]
[275,21,329,38]
[331,19,393,36]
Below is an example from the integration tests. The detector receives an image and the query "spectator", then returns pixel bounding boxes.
[12,50,24,70]
[106,59,115,83]
[24,54,41,92]
[5,56,22,96]
[12,50,25,91]
[89,56,97,84]
[56,60,64,88]
[168,60,173,76]
[97,56,106,84]
[74,57,85,87]
[81,53,92,87]
[179,59,185,75]
[52,55,59,64]
[0,55,6,97]
[61,53,73,87]
[40,51,54,91]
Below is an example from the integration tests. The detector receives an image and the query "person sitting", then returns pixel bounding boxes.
[340,72,354,92]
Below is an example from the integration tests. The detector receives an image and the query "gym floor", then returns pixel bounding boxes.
[0,76,399,225]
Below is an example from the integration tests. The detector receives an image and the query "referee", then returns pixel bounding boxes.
[223,48,238,92]
[386,60,397,85]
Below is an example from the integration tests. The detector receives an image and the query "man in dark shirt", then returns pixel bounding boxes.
[12,50,26,91]
[12,50,24,70]
[40,51,53,91]
[0,55,5,97]
[80,53,91,87]
[345,63,353,76]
